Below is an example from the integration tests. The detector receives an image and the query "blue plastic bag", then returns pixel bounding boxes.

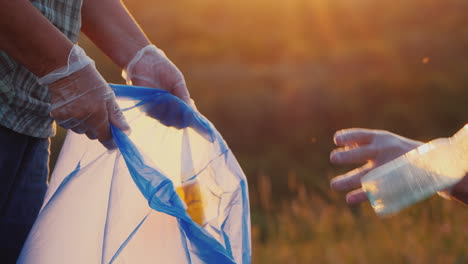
[18,85,251,264]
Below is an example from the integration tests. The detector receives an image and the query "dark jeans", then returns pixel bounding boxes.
[0,125,49,263]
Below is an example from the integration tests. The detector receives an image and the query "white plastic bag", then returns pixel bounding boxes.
[18,85,251,264]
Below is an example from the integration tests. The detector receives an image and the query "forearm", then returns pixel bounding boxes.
[0,0,73,76]
[81,0,150,69]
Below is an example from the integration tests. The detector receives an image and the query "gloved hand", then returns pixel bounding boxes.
[38,45,130,150]
[122,45,191,104]
[329,128,423,205]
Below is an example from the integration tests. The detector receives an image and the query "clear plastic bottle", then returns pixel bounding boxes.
[361,124,468,216]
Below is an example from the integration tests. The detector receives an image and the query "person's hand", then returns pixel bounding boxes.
[122,45,191,104]
[329,128,423,205]
[38,45,130,149]
[449,174,468,205]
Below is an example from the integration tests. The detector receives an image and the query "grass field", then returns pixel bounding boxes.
[250,174,467,264]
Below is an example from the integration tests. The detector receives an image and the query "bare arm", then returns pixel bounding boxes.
[0,0,73,76]
[81,0,191,102]
[81,0,150,68]
[0,0,129,148]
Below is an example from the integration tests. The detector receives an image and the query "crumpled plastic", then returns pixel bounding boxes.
[18,84,251,264]
[361,125,468,216]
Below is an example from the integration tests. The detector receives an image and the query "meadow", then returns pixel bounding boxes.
[51,0,468,262]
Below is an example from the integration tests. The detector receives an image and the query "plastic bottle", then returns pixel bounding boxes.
[361,124,468,216]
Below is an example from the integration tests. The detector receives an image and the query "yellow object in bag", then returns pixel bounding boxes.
[177,181,204,226]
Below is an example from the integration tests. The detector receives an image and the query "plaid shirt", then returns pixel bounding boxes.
[0,0,82,138]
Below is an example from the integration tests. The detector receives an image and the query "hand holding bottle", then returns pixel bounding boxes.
[330,128,422,205]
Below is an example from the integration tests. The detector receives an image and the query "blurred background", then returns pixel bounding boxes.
[52,0,467,263]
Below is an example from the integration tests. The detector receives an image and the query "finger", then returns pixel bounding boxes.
[85,128,98,140]
[68,113,93,134]
[101,138,118,150]
[131,76,155,89]
[56,117,82,130]
[70,124,88,134]
[173,80,191,104]
[85,106,112,148]
[330,164,372,192]
[107,97,131,133]
[188,98,198,110]
[334,128,376,147]
[330,145,376,165]
[346,189,368,205]
[95,120,114,150]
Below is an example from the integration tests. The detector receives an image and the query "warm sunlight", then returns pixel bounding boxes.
[3,0,467,263]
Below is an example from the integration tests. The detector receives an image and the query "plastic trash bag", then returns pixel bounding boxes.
[18,84,251,264]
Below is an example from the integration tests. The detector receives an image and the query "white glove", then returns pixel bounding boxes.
[122,44,191,104]
[38,45,130,150]
[329,128,422,204]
